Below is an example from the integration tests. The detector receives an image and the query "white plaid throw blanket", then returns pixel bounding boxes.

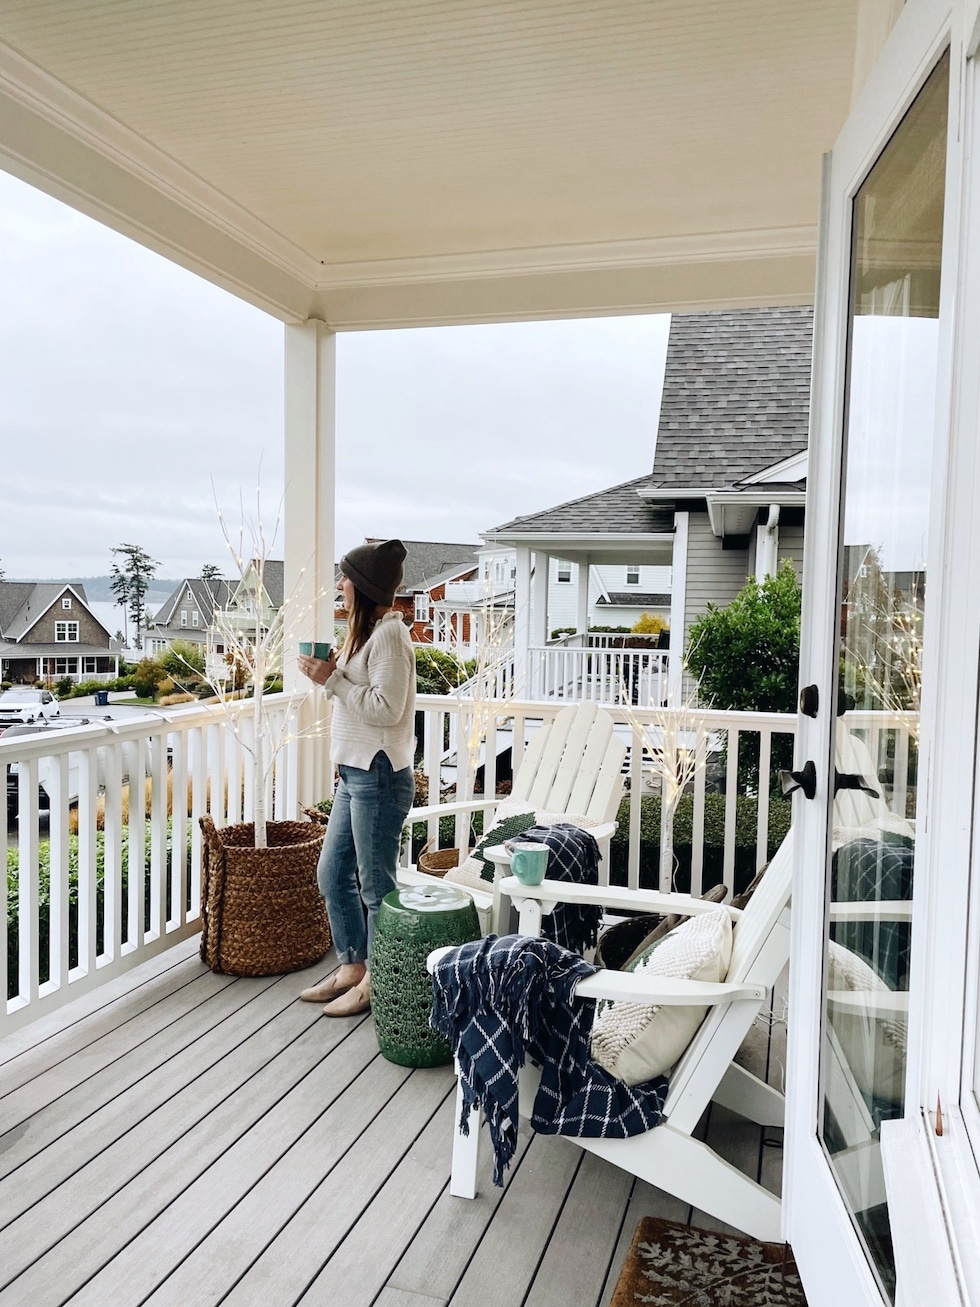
[430,934,669,1185]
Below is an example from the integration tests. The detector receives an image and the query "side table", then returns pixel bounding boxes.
[371,882,481,1067]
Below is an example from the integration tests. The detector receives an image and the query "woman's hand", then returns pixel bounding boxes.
[297,653,337,685]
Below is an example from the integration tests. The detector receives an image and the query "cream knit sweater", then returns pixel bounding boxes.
[322,611,417,771]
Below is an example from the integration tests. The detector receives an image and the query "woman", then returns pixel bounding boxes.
[298,538,416,1016]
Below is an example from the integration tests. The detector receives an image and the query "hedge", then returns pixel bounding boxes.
[6,824,186,1000]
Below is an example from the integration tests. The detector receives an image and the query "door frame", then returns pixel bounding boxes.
[784,1,959,1302]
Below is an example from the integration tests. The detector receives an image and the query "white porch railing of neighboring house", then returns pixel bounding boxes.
[1,692,916,1039]
[452,644,671,705]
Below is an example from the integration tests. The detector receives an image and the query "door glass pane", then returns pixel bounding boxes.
[821,51,948,1300]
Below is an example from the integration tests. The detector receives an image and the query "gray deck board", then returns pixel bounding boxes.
[0,940,786,1307]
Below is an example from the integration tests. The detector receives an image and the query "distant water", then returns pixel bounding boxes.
[87,598,172,645]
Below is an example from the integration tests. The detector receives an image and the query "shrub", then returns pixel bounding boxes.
[415,647,470,694]
[686,562,801,714]
[161,640,205,676]
[55,676,75,698]
[131,657,168,699]
[631,612,667,636]
[6,823,186,1000]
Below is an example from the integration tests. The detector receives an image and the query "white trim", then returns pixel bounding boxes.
[787,3,958,1301]
[738,449,810,485]
[667,511,688,708]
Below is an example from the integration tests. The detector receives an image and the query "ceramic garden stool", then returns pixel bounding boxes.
[371,882,481,1067]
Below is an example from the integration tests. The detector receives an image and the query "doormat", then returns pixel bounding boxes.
[609,1215,807,1306]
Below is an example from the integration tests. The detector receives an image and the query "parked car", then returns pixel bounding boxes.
[0,686,61,724]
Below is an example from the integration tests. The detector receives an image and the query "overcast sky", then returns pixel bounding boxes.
[0,167,670,582]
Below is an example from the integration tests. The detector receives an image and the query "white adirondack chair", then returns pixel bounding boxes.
[431,829,794,1242]
[399,700,628,932]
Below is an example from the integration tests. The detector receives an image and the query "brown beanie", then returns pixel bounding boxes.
[340,539,407,606]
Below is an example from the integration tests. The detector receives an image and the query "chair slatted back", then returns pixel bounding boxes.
[514,702,626,824]
[663,831,794,1131]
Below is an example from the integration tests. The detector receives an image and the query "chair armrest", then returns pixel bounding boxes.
[499,876,742,920]
[480,822,618,868]
[575,970,766,1006]
[826,989,909,1016]
[829,901,913,923]
[426,944,457,974]
[425,948,765,1006]
[406,798,502,823]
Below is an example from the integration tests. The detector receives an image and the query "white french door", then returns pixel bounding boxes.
[785,1,957,1303]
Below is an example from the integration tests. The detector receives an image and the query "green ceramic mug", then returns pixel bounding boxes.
[510,841,549,886]
[299,641,332,660]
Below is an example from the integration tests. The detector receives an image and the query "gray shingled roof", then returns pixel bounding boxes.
[597,592,671,606]
[356,539,480,593]
[0,582,98,640]
[153,577,234,626]
[650,305,813,490]
[487,476,675,536]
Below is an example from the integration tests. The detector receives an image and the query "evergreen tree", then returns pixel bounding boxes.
[110,543,159,649]
[200,563,222,583]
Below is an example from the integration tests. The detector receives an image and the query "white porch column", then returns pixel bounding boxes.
[668,511,689,707]
[575,555,591,637]
[514,545,532,695]
[284,320,336,805]
[531,551,549,643]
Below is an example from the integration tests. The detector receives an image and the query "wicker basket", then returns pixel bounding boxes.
[417,838,469,879]
[199,816,330,976]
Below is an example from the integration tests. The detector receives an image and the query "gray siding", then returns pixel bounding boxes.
[682,512,751,655]
[777,524,805,579]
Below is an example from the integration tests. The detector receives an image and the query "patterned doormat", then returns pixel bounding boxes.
[609,1216,807,1306]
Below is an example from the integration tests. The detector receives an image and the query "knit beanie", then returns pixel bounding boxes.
[340,539,407,606]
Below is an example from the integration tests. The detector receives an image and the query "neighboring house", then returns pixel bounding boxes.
[206,560,284,684]
[334,540,480,646]
[483,305,813,699]
[144,577,233,657]
[0,581,119,685]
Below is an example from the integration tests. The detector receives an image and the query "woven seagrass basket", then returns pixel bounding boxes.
[199,816,330,976]
[417,837,469,878]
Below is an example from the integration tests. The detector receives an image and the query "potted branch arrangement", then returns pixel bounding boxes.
[192,491,333,977]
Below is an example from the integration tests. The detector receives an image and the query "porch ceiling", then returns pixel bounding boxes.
[0,1,869,328]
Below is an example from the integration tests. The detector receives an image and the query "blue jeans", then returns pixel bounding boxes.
[316,751,415,966]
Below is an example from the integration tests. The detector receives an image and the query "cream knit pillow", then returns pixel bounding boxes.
[826,940,907,1104]
[590,906,733,1085]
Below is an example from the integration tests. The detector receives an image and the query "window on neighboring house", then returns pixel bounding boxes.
[180,611,188,627]
[48,656,78,675]
[62,596,72,610]
[557,562,572,583]
[192,611,200,627]
[55,621,79,642]
[214,642,225,655]
[415,593,429,623]
[626,565,640,585]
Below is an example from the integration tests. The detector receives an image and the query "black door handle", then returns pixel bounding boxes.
[779,761,817,800]
[834,770,880,799]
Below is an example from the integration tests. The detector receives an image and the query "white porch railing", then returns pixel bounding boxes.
[2,691,916,1040]
[451,644,671,705]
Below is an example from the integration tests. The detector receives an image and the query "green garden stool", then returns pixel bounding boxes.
[371,882,481,1067]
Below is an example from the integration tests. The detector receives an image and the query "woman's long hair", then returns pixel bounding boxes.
[343,582,379,658]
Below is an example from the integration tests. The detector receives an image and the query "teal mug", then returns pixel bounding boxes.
[509,841,549,886]
[299,641,332,660]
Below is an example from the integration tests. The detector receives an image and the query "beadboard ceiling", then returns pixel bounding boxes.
[0,1,871,327]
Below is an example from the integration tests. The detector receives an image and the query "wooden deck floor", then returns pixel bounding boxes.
[0,940,785,1307]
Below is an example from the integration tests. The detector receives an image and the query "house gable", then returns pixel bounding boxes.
[0,582,111,645]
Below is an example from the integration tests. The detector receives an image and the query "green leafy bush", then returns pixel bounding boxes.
[6,823,185,1000]
[686,561,801,714]
[161,640,206,676]
[415,647,471,694]
[131,657,168,699]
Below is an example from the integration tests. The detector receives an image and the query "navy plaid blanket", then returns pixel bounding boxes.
[516,823,602,955]
[430,934,669,1185]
